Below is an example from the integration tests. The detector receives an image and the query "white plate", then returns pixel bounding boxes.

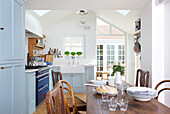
[127,87,157,101]
[93,87,118,96]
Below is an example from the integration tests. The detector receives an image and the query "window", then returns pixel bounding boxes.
[34,10,51,16]
[107,45,115,65]
[97,45,103,71]
[118,45,125,64]
[96,18,125,72]
[65,35,85,56]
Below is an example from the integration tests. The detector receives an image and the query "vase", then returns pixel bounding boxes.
[114,72,122,84]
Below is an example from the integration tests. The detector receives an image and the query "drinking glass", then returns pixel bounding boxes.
[102,92,109,102]
[109,97,118,111]
[119,99,128,111]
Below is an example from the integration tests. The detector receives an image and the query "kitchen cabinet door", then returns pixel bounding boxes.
[13,0,25,59]
[13,63,25,114]
[0,0,25,61]
[62,74,73,93]
[25,72,36,114]
[73,74,85,93]
[0,0,13,59]
[85,67,95,81]
[0,65,13,114]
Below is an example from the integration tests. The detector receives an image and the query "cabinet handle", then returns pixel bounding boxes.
[0,28,4,30]
[1,67,4,69]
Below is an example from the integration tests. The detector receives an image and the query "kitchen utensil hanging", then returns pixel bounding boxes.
[134,36,141,53]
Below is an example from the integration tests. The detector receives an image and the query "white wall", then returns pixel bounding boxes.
[25,10,43,37]
[40,12,97,65]
[141,2,152,87]
[126,34,136,85]
[152,0,165,105]
[164,1,170,107]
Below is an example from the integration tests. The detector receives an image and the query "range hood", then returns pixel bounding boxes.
[25,29,42,38]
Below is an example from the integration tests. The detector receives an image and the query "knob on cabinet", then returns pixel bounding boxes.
[1,67,4,69]
[0,28,4,30]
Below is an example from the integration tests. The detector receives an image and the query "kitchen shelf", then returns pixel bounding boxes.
[35,44,45,49]
[33,54,43,57]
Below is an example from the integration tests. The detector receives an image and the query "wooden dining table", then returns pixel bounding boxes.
[86,85,170,114]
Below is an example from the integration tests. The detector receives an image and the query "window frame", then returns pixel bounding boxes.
[64,35,86,58]
[96,17,126,72]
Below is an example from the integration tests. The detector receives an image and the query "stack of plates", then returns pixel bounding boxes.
[127,87,158,101]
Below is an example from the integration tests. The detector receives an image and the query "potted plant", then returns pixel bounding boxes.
[71,52,76,56]
[77,52,83,56]
[64,51,70,56]
[112,62,125,84]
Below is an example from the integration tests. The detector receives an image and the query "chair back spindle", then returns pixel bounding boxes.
[136,69,149,87]
[51,71,63,87]
[155,80,170,100]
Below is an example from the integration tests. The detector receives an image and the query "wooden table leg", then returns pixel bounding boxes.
[96,73,98,80]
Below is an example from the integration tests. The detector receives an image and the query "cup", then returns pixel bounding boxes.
[102,92,109,102]
[109,97,118,111]
[119,99,128,111]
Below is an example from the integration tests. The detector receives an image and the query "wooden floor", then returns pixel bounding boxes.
[33,93,86,114]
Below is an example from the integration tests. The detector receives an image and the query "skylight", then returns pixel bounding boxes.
[116,10,131,16]
[34,10,51,16]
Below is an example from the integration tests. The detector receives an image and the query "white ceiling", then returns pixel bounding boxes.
[28,10,141,33]
[26,0,151,10]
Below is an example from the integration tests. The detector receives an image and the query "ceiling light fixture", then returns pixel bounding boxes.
[76,9,90,30]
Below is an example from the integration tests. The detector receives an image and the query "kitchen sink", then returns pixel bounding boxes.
[61,65,84,73]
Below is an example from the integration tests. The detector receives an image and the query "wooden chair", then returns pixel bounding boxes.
[51,72,86,113]
[96,72,109,80]
[46,80,86,114]
[155,80,170,100]
[136,69,149,87]
[46,81,66,114]
[51,70,63,87]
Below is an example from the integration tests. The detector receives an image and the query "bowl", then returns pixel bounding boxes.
[127,87,158,101]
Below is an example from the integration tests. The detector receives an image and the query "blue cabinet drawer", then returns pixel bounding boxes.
[37,75,49,89]
[36,69,49,76]
[36,84,49,106]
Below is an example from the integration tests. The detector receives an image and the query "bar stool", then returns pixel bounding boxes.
[96,72,109,80]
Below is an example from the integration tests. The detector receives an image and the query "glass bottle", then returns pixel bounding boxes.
[117,84,127,104]
[117,84,128,111]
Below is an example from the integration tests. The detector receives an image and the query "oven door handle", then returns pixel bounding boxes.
[38,70,49,74]
[36,72,49,78]
[38,84,48,92]
[38,75,49,82]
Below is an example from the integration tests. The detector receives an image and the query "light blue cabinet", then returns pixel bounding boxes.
[62,73,85,93]
[49,66,61,90]
[73,74,85,93]
[48,66,94,93]
[85,66,95,81]
[0,0,26,113]
[25,72,36,114]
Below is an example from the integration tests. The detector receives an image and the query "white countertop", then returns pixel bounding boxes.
[25,64,95,73]
[25,69,39,73]
[25,65,52,73]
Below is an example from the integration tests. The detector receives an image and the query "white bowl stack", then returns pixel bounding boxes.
[127,87,158,101]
